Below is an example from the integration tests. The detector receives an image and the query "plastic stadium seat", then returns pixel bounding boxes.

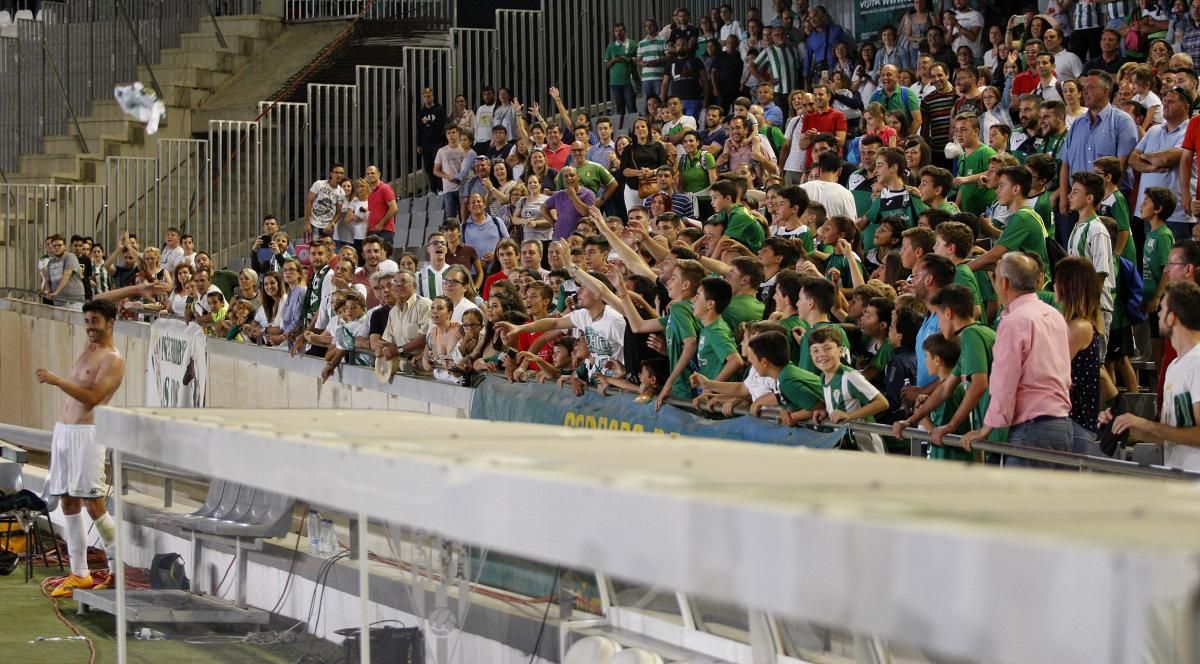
[425,192,440,213]
[146,479,227,527]
[405,211,427,250]
[609,649,663,664]
[398,198,412,215]
[563,635,622,664]
[1132,443,1164,466]
[427,210,445,233]
[0,459,21,492]
[12,10,32,22]
[0,11,12,27]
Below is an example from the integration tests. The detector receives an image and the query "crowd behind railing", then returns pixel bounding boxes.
[26,0,1200,472]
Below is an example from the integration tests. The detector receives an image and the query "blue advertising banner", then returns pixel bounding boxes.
[470,376,847,449]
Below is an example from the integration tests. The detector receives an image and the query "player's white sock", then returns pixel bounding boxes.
[63,512,89,578]
[93,513,117,571]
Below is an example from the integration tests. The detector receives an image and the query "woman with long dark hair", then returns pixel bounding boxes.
[618,117,668,211]
[1054,256,1117,453]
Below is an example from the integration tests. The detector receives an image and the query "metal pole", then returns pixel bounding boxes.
[114,0,166,102]
[113,449,128,664]
[200,0,230,50]
[41,43,89,155]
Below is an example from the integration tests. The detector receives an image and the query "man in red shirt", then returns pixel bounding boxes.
[365,165,398,248]
[1010,40,1044,98]
[796,83,847,165]
[543,124,572,171]
[481,239,520,299]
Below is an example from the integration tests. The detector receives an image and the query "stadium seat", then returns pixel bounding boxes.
[427,209,445,233]
[609,649,664,664]
[406,211,427,250]
[425,192,441,213]
[398,198,412,215]
[12,10,32,23]
[146,479,228,527]
[1132,443,1165,466]
[563,635,622,664]
[0,11,12,27]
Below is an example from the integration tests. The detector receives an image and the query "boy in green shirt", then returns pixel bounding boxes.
[620,258,704,410]
[711,179,765,252]
[916,332,973,461]
[722,256,766,335]
[1024,154,1059,238]
[863,147,928,251]
[1140,187,1177,316]
[808,326,890,452]
[892,284,997,446]
[793,276,852,374]
[858,296,894,385]
[917,165,960,214]
[951,113,997,215]
[969,165,1050,288]
[693,277,745,381]
[746,330,825,427]
[772,269,808,364]
[933,221,982,321]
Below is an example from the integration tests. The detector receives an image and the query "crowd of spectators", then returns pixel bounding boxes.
[34,0,1200,470]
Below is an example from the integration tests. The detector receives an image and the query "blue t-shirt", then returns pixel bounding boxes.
[915,312,941,387]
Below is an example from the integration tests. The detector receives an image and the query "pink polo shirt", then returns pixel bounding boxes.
[983,292,1073,429]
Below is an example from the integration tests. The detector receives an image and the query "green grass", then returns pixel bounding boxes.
[0,566,342,664]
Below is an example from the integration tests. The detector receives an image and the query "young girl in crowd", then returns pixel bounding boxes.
[864,103,898,147]
[424,295,463,382]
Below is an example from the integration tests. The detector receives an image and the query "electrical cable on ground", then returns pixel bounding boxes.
[526,566,561,664]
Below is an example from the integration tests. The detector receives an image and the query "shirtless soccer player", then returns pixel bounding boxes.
[36,298,126,598]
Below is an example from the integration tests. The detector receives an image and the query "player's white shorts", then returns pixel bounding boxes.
[45,423,106,499]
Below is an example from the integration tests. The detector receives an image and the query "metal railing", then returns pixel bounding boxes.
[0,184,106,293]
[284,0,453,23]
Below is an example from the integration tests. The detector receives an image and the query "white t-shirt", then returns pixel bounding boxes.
[161,245,184,273]
[951,9,985,57]
[567,305,627,373]
[1067,217,1116,315]
[1132,91,1163,127]
[340,199,369,241]
[254,293,286,330]
[309,180,347,230]
[743,365,777,401]
[519,194,551,242]
[451,297,480,324]
[1052,49,1083,82]
[1163,343,1200,471]
[783,116,807,172]
[475,103,497,142]
[663,115,698,158]
[800,180,858,219]
[434,145,467,193]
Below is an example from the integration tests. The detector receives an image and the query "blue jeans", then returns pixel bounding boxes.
[1070,418,1102,456]
[1003,416,1072,469]
[681,98,703,120]
[442,190,460,221]
[610,84,636,116]
[641,80,660,111]
[1168,220,1195,242]
[374,230,395,253]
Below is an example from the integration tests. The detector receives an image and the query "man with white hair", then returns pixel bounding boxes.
[960,253,1073,466]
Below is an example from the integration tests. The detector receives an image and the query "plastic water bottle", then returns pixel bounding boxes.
[320,518,336,557]
[307,510,321,554]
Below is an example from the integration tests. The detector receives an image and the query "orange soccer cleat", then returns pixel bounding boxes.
[50,573,94,599]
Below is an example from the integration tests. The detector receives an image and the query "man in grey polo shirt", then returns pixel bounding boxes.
[1131,87,1191,234]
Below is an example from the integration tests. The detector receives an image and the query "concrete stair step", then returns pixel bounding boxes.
[18,153,105,180]
[85,100,189,124]
[158,47,249,72]
[138,65,230,91]
[196,15,283,41]
[155,83,214,108]
[179,32,272,56]
[0,173,83,186]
